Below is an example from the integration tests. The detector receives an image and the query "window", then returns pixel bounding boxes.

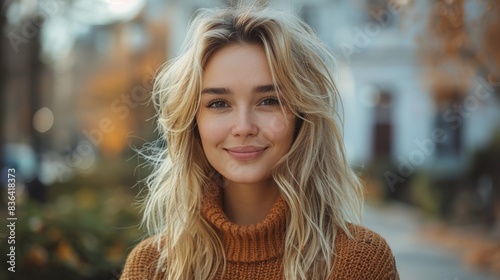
[435,91,463,158]
[372,90,393,157]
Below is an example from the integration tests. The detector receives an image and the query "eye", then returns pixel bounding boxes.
[207,99,229,109]
[259,96,280,106]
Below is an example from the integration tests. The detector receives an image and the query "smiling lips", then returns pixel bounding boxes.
[225,146,267,160]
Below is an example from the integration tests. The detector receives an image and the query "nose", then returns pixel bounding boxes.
[231,109,258,137]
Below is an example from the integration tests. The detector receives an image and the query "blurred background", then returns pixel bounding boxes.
[0,0,499,279]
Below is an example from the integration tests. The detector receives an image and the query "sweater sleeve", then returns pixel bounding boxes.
[332,224,399,280]
[120,237,162,280]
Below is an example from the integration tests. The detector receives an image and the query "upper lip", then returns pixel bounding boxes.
[225,146,267,153]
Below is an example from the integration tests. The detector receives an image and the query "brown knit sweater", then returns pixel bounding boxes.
[121,184,399,279]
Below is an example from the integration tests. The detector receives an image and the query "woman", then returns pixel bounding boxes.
[121,5,398,280]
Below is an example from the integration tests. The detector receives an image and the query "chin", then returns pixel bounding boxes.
[223,174,271,185]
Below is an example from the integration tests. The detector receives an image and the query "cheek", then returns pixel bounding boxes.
[265,114,296,143]
[196,115,226,146]
[270,116,287,134]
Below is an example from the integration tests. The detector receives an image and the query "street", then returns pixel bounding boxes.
[363,203,498,280]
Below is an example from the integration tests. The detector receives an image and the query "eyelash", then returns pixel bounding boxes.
[206,99,229,109]
[259,96,280,106]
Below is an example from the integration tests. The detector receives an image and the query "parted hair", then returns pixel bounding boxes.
[141,4,364,280]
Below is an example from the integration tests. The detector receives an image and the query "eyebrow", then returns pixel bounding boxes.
[201,84,277,95]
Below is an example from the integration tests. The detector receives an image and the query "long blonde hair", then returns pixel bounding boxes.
[141,5,364,279]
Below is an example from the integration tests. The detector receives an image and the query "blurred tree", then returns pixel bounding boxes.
[26,15,46,202]
[419,0,499,103]
[3,0,47,201]
[3,0,150,193]
[0,2,6,185]
[479,0,500,85]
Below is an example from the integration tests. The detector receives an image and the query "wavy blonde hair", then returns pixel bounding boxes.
[141,5,363,280]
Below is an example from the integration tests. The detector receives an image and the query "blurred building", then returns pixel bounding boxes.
[296,0,500,228]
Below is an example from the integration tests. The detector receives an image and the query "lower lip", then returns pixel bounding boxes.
[226,149,266,160]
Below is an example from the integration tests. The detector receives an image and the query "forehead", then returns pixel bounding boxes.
[202,43,273,88]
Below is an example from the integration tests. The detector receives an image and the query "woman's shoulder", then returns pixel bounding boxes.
[333,223,399,280]
[335,223,393,252]
[120,236,163,280]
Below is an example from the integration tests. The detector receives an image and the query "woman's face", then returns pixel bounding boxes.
[196,44,296,187]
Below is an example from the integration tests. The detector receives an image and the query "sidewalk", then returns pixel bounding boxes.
[363,202,499,280]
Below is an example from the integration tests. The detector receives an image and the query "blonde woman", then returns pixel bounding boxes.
[121,5,398,280]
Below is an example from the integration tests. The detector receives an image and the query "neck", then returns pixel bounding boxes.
[222,179,280,225]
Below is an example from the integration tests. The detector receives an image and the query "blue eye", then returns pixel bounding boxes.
[207,99,229,109]
[260,96,280,106]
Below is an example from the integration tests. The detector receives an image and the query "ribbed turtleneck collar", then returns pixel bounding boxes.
[201,181,288,262]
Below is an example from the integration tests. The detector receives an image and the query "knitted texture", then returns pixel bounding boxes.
[121,184,399,279]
